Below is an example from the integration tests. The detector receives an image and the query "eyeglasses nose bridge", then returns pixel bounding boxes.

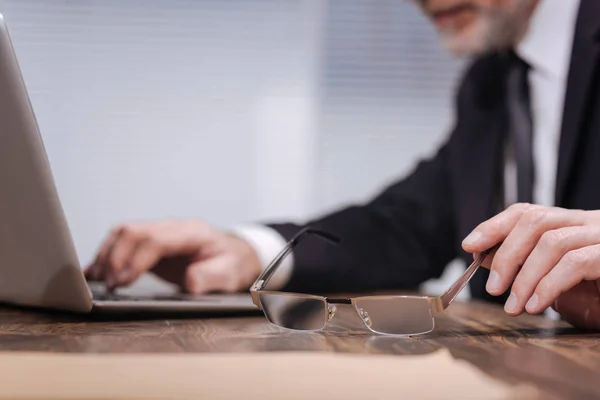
[327,304,337,321]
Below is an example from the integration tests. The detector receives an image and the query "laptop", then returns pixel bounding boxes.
[0,15,257,314]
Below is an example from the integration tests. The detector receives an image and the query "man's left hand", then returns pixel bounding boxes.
[462,203,600,329]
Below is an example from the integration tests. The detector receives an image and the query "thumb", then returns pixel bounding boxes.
[184,257,240,294]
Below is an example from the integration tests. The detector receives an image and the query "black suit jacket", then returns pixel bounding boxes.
[266,0,600,304]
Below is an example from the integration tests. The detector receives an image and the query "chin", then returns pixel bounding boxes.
[437,19,494,58]
[434,5,531,58]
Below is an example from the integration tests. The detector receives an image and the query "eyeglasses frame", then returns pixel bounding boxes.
[249,226,491,335]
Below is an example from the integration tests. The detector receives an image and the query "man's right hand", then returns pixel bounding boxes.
[84,219,263,294]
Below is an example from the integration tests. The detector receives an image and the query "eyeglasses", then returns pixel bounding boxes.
[249,227,491,336]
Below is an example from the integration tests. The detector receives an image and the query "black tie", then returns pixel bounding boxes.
[477,51,534,306]
[506,51,534,204]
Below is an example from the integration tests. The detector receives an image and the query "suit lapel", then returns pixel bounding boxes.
[555,0,600,206]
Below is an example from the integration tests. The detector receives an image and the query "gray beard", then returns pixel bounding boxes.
[438,0,536,58]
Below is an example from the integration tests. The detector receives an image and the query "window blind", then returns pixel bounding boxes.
[315,0,466,211]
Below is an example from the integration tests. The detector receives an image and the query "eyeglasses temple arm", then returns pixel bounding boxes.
[250,227,340,295]
[440,249,491,309]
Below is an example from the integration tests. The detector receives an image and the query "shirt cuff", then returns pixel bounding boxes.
[230,224,294,290]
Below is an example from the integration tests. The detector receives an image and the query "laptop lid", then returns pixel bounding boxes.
[0,15,94,313]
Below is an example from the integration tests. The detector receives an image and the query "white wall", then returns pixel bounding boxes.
[1,0,466,295]
[1,0,324,264]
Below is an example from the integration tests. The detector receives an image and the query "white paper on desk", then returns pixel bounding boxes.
[0,349,539,400]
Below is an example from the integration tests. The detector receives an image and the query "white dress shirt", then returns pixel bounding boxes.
[233,0,581,291]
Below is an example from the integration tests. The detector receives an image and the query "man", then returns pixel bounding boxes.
[85,0,600,330]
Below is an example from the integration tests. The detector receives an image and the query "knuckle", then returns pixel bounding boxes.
[509,202,534,214]
[521,208,549,227]
[477,217,503,237]
[132,227,157,245]
[539,229,567,250]
[191,219,214,238]
[509,202,528,211]
[536,275,556,296]
[111,224,125,234]
[145,234,163,249]
[485,218,503,234]
[129,247,155,270]
[562,249,589,269]
[117,224,137,239]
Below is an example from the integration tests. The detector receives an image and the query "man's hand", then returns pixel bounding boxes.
[84,219,263,294]
[461,203,600,329]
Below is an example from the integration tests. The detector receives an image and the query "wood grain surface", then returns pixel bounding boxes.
[0,300,598,399]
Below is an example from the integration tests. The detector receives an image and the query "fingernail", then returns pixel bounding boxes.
[526,294,539,312]
[486,270,501,294]
[505,292,518,313]
[106,275,115,289]
[462,230,482,246]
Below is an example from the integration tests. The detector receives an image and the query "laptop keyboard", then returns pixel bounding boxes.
[92,291,153,301]
[92,290,212,302]
[88,282,224,303]
[86,280,253,305]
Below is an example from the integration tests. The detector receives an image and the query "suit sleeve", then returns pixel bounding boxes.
[261,54,501,295]
[265,130,460,294]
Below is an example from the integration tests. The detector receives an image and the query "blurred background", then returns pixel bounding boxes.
[0,0,467,295]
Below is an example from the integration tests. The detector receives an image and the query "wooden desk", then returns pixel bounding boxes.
[0,301,599,399]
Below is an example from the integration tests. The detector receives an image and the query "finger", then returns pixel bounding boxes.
[473,246,498,269]
[112,241,162,288]
[84,263,104,281]
[462,203,534,253]
[486,206,584,296]
[527,244,600,314]
[184,258,240,294]
[553,281,600,330]
[86,228,124,282]
[105,229,141,288]
[94,226,124,268]
[507,227,600,315]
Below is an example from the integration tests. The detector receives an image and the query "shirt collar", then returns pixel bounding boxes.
[516,0,581,79]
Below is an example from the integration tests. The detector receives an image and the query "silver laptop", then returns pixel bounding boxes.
[0,15,257,314]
